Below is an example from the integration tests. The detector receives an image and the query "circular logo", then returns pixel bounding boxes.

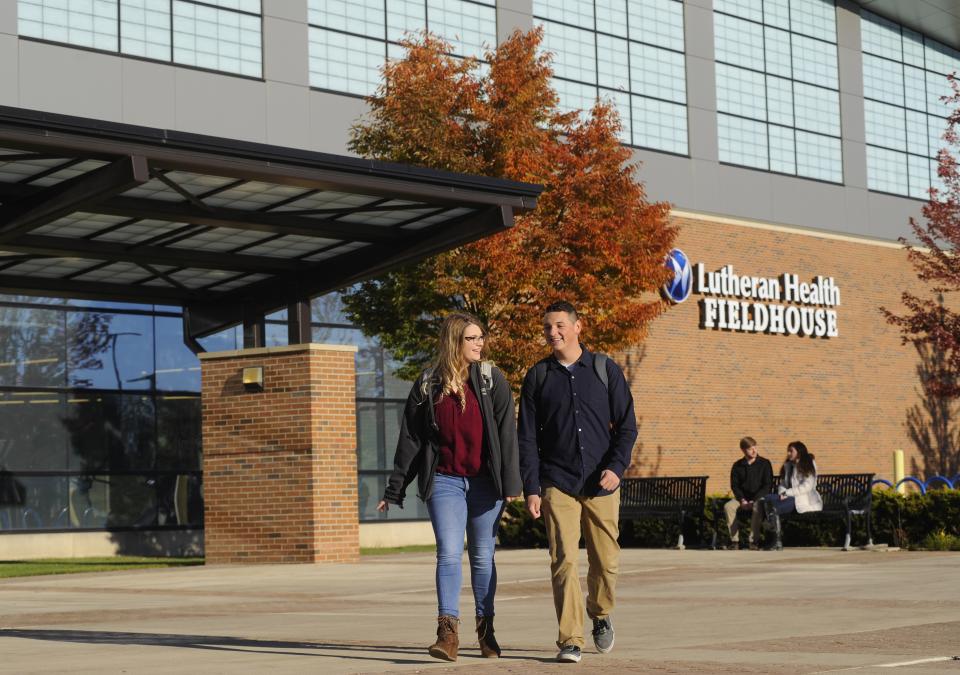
[663,248,692,303]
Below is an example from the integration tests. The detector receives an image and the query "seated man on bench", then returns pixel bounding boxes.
[723,436,773,550]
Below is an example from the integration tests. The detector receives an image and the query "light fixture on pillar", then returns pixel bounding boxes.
[242,366,264,391]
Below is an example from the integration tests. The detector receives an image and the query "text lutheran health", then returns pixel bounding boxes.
[695,264,841,338]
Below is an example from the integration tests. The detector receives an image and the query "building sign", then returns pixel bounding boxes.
[663,250,841,338]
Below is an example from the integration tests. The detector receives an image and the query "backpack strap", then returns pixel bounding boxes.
[480,360,494,394]
[593,353,609,391]
[533,360,548,401]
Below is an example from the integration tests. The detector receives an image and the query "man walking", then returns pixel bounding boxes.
[723,436,773,550]
[518,301,637,663]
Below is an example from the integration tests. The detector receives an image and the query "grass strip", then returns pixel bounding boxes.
[0,556,204,579]
[360,544,436,556]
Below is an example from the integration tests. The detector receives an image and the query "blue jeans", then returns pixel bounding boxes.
[763,493,796,515]
[426,472,504,618]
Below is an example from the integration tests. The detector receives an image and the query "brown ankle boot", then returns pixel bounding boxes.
[428,615,459,661]
[476,615,501,658]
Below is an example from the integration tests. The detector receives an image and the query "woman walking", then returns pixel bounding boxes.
[377,313,521,661]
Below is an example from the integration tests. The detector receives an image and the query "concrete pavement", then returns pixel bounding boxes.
[0,547,958,674]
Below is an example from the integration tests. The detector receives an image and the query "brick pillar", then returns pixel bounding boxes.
[199,344,359,564]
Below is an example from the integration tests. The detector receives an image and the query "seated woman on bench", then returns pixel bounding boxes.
[762,441,822,531]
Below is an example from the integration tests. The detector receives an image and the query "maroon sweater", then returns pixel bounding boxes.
[434,379,486,476]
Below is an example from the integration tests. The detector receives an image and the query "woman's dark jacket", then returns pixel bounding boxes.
[382,362,522,506]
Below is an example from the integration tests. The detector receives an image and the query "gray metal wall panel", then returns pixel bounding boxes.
[842,186,870,233]
[174,68,267,142]
[842,137,868,190]
[865,193,925,241]
[770,173,848,230]
[631,149,694,206]
[684,3,715,62]
[121,59,177,129]
[836,0,863,51]
[267,81,311,149]
[0,1,16,37]
[687,83,718,162]
[263,0,308,23]
[837,2,868,193]
[711,165,776,222]
[264,15,309,87]
[307,90,366,154]
[497,0,533,41]
[0,35,17,107]
[840,91,866,144]
[19,40,123,119]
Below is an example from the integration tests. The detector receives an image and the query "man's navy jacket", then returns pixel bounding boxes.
[517,346,638,497]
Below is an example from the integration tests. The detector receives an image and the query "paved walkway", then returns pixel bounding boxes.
[0,547,958,674]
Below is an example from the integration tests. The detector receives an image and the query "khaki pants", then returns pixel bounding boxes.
[723,498,763,544]
[542,486,620,649]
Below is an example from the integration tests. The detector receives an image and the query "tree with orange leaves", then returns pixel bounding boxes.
[343,28,676,390]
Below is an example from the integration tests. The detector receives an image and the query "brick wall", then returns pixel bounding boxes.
[620,212,937,493]
[199,344,359,564]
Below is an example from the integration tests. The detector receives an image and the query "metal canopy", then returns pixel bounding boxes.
[0,106,541,345]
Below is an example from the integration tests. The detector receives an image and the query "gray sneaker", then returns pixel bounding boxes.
[592,617,614,653]
[556,645,581,663]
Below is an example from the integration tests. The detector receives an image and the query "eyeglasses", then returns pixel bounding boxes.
[463,335,486,343]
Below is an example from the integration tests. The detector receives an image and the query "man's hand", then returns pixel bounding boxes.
[741,499,753,511]
[526,494,542,519]
[599,470,620,491]
[376,500,389,512]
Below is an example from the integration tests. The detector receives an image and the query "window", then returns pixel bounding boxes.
[861,11,955,199]
[714,0,842,183]
[0,297,202,532]
[534,0,688,154]
[307,0,496,97]
[18,0,263,78]
[0,290,428,531]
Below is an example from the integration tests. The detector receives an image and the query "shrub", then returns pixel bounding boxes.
[498,499,547,548]
[870,489,960,549]
[920,530,960,551]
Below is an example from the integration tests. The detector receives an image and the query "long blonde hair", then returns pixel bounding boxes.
[421,312,487,409]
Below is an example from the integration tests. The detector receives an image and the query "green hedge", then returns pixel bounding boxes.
[497,489,960,550]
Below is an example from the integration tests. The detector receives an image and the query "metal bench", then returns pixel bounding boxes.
[768,472,875,551]
[618,476,708,550]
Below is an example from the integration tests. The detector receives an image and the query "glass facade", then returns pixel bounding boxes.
[0,291,426,533]
[0,297,203,531]
[714,0,842,182]
[18,0,263,78]
[861,11,955,199]
[533,0,688,154]
[307,0,497,97]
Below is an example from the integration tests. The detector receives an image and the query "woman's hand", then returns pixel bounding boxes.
[376,500,389,512]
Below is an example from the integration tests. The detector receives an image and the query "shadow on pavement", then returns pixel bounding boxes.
[0,628,556,665]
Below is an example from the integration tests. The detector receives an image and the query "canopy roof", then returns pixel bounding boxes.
[0,106,541,341]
